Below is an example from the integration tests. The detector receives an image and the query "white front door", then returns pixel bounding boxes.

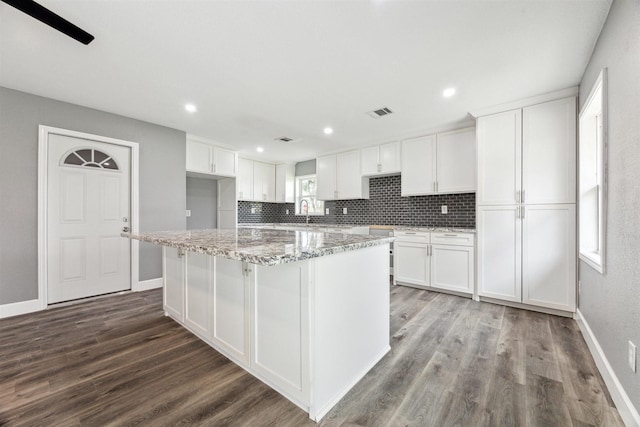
[47,134,131,303]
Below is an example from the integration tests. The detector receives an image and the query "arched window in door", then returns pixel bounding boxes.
[62,148,119,170]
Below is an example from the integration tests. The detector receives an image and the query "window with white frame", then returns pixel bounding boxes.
[579,68,607,273]
[295,174,324,215]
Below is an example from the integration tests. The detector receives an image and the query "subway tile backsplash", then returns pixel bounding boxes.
[238,175,475,228]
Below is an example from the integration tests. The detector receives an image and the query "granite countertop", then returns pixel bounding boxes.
[240,223,476,233]
[123,228,394,266]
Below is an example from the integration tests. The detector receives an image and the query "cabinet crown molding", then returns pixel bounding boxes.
[469,86,578,118]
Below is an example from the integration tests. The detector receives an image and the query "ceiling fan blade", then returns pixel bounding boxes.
[1,0,94,45]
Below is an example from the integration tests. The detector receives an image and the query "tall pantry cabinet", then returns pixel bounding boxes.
[476,96,577,313]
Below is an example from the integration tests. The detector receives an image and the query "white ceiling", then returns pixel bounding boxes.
[0,0,611,163]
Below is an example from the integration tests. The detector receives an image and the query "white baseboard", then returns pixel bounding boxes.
[133,277,163,292]
[0,299,43,319]
[575,309,640,427]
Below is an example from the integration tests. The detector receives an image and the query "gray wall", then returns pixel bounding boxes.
[295,159,316,176]
[0,87,186,304]
[578,0,640,408]
[186,177,217,229]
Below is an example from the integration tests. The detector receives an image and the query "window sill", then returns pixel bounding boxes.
[580,252,604,274]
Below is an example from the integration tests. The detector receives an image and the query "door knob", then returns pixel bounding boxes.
[122,226,130,233]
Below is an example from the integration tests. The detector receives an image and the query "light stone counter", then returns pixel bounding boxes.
[123,227,393,266]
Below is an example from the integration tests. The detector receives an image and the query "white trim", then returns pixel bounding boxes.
[469,86,579,118]
[575,308,640,427]
[38,126,140,309]
[134,277,163,292]
[0,299,42,319]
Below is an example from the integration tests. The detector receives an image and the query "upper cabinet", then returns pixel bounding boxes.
[275,164,295,203]
[253,161,276,203]
[186,137,237,177]
[317,151,369,200]
[237,158,276,202]
[477,97,576,205]
[436,128,476,193]
[361,141,401,176]
[237,158,253,201]
[401,127,476,196]
[401,135,436,196]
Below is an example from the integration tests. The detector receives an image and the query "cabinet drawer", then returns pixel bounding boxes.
[431,232,474,247]
[393,231,430,243]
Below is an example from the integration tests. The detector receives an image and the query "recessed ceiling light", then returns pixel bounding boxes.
[443,88,456,98]
[185,103,197,113]
[323,127,333,135]
[256,147,264,153]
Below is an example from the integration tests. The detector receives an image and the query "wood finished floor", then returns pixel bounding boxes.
[0,286,623,427]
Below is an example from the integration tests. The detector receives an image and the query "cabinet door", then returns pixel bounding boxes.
[336,150,365,199]
[212,147,237,177]
[212,257,250,364]
[401,135,436,196]
[252,262,308,403]
[253,161,276,202]
[379,141,401,174]
[477,110,521,205]
[184,252,212,339]
[437,128,476,193]
[186,140,212,174]
[163,247,184,321]
[275,164,295,203]
[360,146,380,176]
[431,244,474,294]
[477,205,522,302]
[522,204,576,311]
[237,158,253,200]
[393,241,429,287]
[316,155,337,200]
[522,97,576,204]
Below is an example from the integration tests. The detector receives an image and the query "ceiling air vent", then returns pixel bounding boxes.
[274,136,301,143]
[367,107,394,119]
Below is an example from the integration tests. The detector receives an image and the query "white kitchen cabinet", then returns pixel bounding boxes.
[394,231,475,296]
[522,98,576,205]
[394,241,430,287]
[361,141,401,176]
[477,206,522,303]
[477,97,576,206]
[401,135,436,196]
[317,151,369,200]
[237,158,276,202]
[212,257,250,364]
[184,252,213,339]
[477,204,576,312]
[275,163,295,203]
[436,128,476,193]
[252,262,309,404]
[186,138,237,177]
[430,232,475,294]
[522,204,576,311]
[237,157,254,200]
[163,247,185,322]
[253,161,276,202]
[401,127,475,196]
[476,96,577,313]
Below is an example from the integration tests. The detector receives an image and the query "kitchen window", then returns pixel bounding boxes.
[295,174,324,215]
[579,68,607,273]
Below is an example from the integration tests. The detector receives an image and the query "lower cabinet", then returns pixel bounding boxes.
[393,231,475,295]
[477,204,576,312]
[163,250,250,364]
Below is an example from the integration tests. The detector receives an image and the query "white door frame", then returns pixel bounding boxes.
[38,125,140,308]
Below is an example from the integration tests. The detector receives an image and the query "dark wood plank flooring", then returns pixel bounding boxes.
[0,285,623,426]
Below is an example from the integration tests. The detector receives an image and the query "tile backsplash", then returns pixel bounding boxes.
[238,175,475,228]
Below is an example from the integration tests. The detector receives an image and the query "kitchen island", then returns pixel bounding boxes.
[124,228,393,422]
